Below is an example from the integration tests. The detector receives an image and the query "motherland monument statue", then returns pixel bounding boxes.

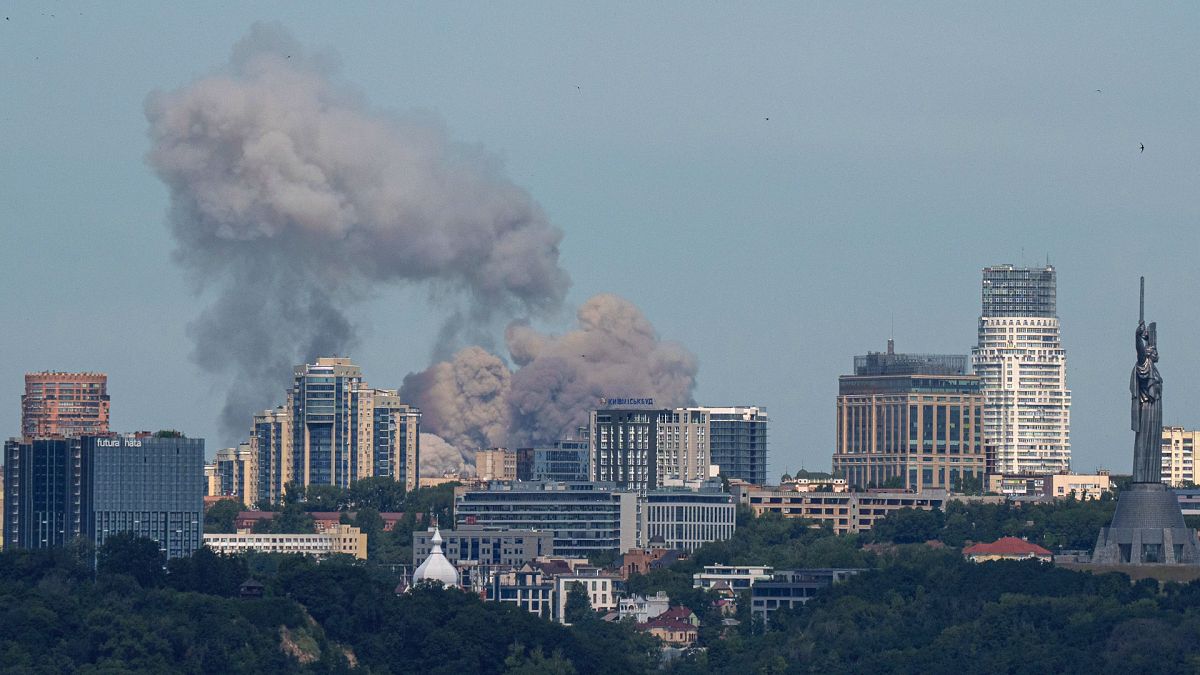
[1093,277,1200,565]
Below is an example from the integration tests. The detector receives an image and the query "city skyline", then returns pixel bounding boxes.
[3,5,1200,477]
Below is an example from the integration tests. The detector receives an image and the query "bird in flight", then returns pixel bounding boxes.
[1140,143,1145,153]
[764,117,770,121]
[1095,89,1102,93]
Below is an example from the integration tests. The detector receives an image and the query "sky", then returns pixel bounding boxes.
[2,2,1199,476]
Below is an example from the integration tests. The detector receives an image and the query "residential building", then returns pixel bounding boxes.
[641,488,736,552]
[80,434,205,560]
[621,546,685,579]
[475,448,517,481]
[203,462,219,497]
[1177,490,1200,517]
[491,564,556,619]
[737,486,956,535]
[591,408,663,491]
[692,564,774,592]
[3,437,81,549]
[657,408,712,484]
[212,443,257,506]
[21,372,111,439]
[252,406,293,505]
[781,476,849,493]
[618,591,671,623]
[203,524,367,559]
[411,524,553,568]
[962,537,1052,563]
[455,481,639,558]
[705,406,768,485]
[971,265,1071,475]
[833,340,986,492]
[555,571,617,624]
[518,440,590,482]
[290,358,366,488]
[367,390,420,491]
[639,615,698,647]
[986,472,1112,500]
[750,569,863,623]
[1162,427,1197,488]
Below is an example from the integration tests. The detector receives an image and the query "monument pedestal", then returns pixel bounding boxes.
[1093,483,1200,565]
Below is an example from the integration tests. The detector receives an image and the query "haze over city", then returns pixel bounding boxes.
[3,3,1199,476]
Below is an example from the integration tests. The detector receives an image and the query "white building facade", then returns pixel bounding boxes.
[971,265,1071,475]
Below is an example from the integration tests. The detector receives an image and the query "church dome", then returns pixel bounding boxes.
[413,528,460,588]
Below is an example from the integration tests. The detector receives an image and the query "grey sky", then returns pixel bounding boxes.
[2,3,1198,475]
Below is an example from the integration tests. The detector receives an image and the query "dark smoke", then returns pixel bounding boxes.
[146,23,569,439]
[403,294,699,470]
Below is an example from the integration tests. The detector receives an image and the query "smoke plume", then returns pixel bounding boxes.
[146,23,569,439]
[420,433,477,477]
[403,294,699,464]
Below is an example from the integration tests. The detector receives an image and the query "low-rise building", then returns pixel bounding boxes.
[962,537,1052,563]
[412,525,553,568]
[641,488,736,552]
[618,591,671,623]
[621,545,684,579]
[987,473,1112,500]
[203,524,367,559]
[780,476,849,493]
[737,486,951,534]
[491,564,556,619]
[693,564,774,592]
[750,569,863,623]
[555,571,618,624]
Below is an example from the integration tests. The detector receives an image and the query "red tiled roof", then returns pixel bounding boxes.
[962,537,1052,557]
[640,617,698,633]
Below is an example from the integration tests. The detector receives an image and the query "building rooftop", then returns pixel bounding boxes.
[962,537,1052,557]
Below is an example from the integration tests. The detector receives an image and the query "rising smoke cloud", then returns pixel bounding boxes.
[146,23,570,438]
[403,294,700,469]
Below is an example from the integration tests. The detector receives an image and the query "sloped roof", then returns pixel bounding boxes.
[962,537,1052,557]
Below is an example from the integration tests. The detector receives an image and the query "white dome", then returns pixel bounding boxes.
[413,528,460,588]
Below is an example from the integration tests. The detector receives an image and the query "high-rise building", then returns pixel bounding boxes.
[1161,427,1198,488]
[3,437,81,549]
[212,442,257,506]
[80,434,204,560]
[475,448,517,481]
[290,358,366,488]
[833,340,986,492]
[971,265,1071,475]
[704,406,768,485]
[252,406,293,506]
[590,409,663,492]
[367,389,420,491]
[21,372,110,438]
[656,408,712,484]
[5,433,204,559]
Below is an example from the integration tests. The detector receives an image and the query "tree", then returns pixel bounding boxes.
[504,643,577,675]
[97,532,166,587]
[870,507,946,544]
[204,499,244,533]
[563,582,592,625]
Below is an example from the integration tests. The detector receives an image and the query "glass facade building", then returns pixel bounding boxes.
[833,342,986,491]
[291,358,364,488]
[519,440,590,482]
[80,435,204,560]
[705,406,768,485]
[3,437,81,550]
[590,409,663,492]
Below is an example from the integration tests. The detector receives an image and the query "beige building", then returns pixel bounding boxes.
[737,485,966,535]
[252,406,293,505]
[475,448,517,481]
[1162,427,1197,487]
[657,408,712,484]
[833,342,986,492]
[203,524,367,559]
[986,472,1112,500]
[555,573,617,624]
[208,443,258,506]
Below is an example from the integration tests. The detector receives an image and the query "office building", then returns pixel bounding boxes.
[3,437,81,549]
[833,340,986,491]
[591,408,662,491]
[706,406,768,485]
[517,440,590,482]
[750,569,863,623]
[455,482,639,558]
[971,265,1071,474]
[1162,427,1198,488]
[203,524,367,559]
[641,488,736,552]
[21,372,110,438]
[656,408,712,484]
[412,524,553,568]
[475,448,517,482]
[80,435,204,560]
[253,406,293,505]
